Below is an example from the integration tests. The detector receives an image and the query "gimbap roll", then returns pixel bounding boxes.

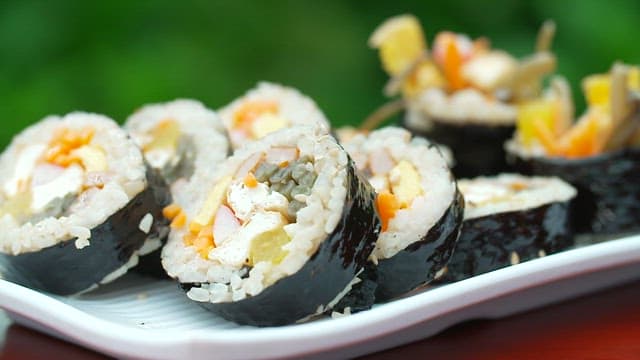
[442,174,576,281]
[334,126,456,168]
[125,99,229,191]
[506,63,640,234]
[125,99,229,276]
[341,127,463,301]
[161,126,380,326]
[219,82,331,150]
[0,113,170,295]
[366,15,556,177]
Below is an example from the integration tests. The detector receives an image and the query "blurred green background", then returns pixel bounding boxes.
[1,0,639,148]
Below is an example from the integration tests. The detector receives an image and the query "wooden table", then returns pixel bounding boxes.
[0,280,639,359]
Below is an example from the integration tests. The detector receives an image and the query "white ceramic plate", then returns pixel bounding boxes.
[0,235,639,360]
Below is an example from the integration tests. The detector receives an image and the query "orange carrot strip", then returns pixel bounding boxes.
[45,127,95,167]
[170,211,186,228]
[376,191,400,232]
[189,221,203,235]
[233,101,279,131]
[162,204,182,220]
[563,117,601,158]
[194,236,214,258]
[443,39,466,91]
[182,233,196,246]
[244,172,258,188]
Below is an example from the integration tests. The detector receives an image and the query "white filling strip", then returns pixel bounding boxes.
[459,173,577,220]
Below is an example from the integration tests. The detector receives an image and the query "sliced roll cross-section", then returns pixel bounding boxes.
[442,174,577,281]
[218,82,330,150]
[341,127,463,303]
[161,126,380,326]
[125,99,229,192]
[0,113,170,295]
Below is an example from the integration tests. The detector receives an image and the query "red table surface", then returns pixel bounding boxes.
[0,280,639,360]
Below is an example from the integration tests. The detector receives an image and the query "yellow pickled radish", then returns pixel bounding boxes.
[389,160,423,208]
[517,99,558,146]
[192,175,232,228]
[0,190,33,222]
[532,118,561,155]
[582,74,611,108]
[144,119,180,151]
[628,66,640,91]
[250,113,288,139]
[369,14,426,76]
[70,145,107,172]
[248,226,291,266]
[582,69,639,107]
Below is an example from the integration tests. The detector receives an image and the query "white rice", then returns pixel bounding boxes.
[341,126,455,261]
[0,113,147,254]
[458,173,577,220]
[218,82,331,149]
[407,88,517,128]
[125,99,229,193]
[138,213,153,234]
[161,125,349,302]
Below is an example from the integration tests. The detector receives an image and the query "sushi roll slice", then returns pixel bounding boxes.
[219,82,331,150]
[442,174,576,282]
[0,113,170,295]
[125,100,229,221]
[125,99,229,191]
[161,126,380,326]
[506,63,640,234]
[341,127,463,302]
[334,126,456,168]
[125,99,229,276]
[366,15,556,177]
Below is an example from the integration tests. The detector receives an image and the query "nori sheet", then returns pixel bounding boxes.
[181,158,381,326]
[441,201,574,282]
[3,168,170,295]
[507,148,640,234]
[333,185,465,311]
[402,118,514,178]
[373,187,464,301]
[131,166,172,278]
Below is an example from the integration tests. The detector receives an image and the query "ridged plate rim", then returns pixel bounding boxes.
[0,235,639,360]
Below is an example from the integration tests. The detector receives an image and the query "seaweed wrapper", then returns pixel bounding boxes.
[508,148,640,234]
[3,167,171,295]
[181,158,381,326]
[442,201,573,282]
[403,117,514,178]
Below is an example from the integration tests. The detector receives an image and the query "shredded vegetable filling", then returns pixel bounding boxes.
[167,149,317,268]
